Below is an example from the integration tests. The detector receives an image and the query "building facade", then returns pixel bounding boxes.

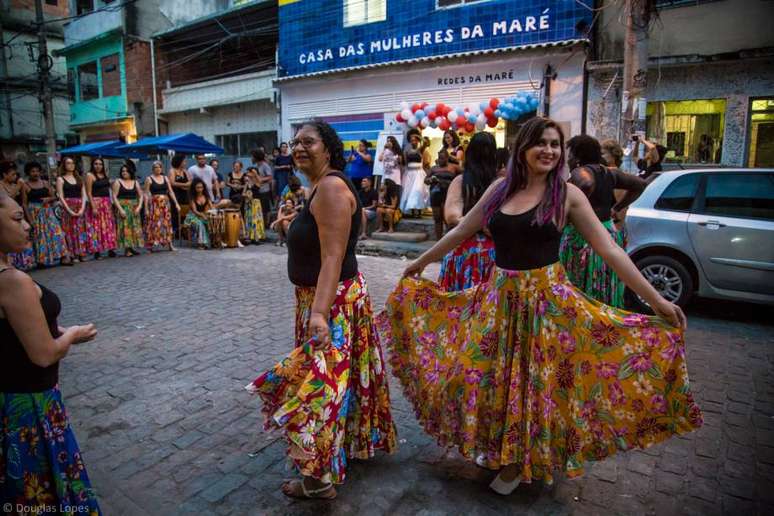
[0,0,71,162]
[153,0,278,164]
[277,0,592,156]
[587,0,774,168]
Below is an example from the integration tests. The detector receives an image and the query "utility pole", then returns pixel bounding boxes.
[34,0,57,172]
[621,0,651,143]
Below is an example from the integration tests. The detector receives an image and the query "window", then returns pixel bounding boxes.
[343,0,386,27]
[437,0,487,7]
[76,0,94,16]
[747,98,774,168]
[45,0,58,6]
[100,54,120,97]
[77,61,99,101]
[646,99,726,164]
[66,69,75,102]
[655,173,700,212]
[215,132,277,156]
[702,173,774,221]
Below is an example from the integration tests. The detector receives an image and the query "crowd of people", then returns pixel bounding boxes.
[1,116,693,511]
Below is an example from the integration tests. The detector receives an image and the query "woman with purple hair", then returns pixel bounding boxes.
[379,117,702,495]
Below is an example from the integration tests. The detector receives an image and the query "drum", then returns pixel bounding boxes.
[207,209,225,247]
[224,209,241,248]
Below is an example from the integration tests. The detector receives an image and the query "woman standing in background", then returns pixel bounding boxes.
[144,160,179,252]
[56,157,98,262]
[113,164,144,256]
[85,158,117,260]
[1,161,35,270]
[21,161,71,267]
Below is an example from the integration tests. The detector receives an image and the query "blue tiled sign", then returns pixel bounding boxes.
[279,0,590,78]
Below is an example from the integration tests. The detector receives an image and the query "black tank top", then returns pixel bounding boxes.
[27,186,48,203]
[92,176,111,197]
[287,171,361,287]
[577,164,616,222]
[62,178,81,198]
[173,171,189,203]
[0,272,61,392]
[117,181,137,200]
[149,176,168,196]
[488,205,562,270]
[405,148,422,164]
[194,200,208,212]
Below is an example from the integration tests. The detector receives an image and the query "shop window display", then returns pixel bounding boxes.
[646,99,725,165]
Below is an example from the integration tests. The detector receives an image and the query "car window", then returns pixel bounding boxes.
[655,174,700,212]
[702,173,774,220]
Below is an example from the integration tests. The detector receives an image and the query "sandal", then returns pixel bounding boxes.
[489,471,521,496]
[281,479,336,500]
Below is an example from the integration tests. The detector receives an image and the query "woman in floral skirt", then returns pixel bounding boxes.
[112,164,144,256]
[1,161,35,270]
[559,135,646,307]
[437,132,498,291]
[85,158,118,260]
[56,157,98,262]
[143,161,179,252]
[243,167,266,244]
[0,189,101,514]
[246,120,396,499]
[21,161,71,267]
[380,117,701,495]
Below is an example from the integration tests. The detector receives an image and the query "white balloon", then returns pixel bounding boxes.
[475,119,486,131]
[447,111,458,124]
[469,104,481,116]
[477,113,487,124]
[421,116,430,128]
[407,117,418,128]
[401,109,412,121]
[400,101,409,110]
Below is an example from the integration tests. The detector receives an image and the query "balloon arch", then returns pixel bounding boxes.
[393,91,540,134]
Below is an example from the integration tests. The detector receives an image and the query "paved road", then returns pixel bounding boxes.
[29,246,774,515]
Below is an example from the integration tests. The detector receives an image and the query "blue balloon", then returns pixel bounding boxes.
[529,97,539,109]
[456,107,466,116]
[415,109,425,119]
[467,113,477,124]
[494,109,502,118]
[479,101,489,112]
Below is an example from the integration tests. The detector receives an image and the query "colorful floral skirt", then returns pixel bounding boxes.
[86,197,117,253]
[116,199,145,250]
[60,199,99,258]
[28,202,69,266]
[183,212,210,247]
[560,220,626,308]
[243,198,265,241]
[9,247,35,271]
[246,273,397,484]
[438,232,496,292]
[145,195,173,248]
[379,262,702,484]
[0,387,101,514]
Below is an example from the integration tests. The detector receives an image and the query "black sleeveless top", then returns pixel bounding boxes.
[405,147,422,164]
[287,171,361,287]
[488,205,562,270]
[117,181,137,200]
[173,170,189,203]
[194,199,208,212]
[149,177,168,196]
[27,186,48,203]
[62,178,81,199]
[574,164,616,222]
[92,176,111,197]
[0,272,61,392]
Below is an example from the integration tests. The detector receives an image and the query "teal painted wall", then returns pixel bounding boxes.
[65,34,128,126]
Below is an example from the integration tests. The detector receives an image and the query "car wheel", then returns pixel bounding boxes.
[631,255,694,311]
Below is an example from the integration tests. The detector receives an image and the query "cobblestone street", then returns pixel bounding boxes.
[29,246,774,516]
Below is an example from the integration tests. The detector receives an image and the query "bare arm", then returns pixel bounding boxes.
[166,178,180,209]
[444,175,464,226]
[85,173,96,211]
[610,168,647,212]
[566,184,686,328]
[112,182,126,218]
[408,178,504,275]
[77,186,87,216]
[21,183,32,221]
[0,270,95,367]
[135,182,144,211]
[359,150,372,163]
[308,177,355,343]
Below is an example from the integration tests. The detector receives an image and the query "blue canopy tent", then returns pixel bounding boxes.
[58,140,145,159]
[116,133,224,155]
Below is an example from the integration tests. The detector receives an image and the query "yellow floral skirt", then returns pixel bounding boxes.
[379,262,702,484]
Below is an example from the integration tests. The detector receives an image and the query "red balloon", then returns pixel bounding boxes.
[427,110,437,120]
[436,103,445,114]
[486,117,498,128]
[489,98,500,109]
[411,103,421,113]
[484,107,494,118]
[438,118,450,130]
[465,122,475,133]
[443,105,453,116]
[396,113,405,123]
